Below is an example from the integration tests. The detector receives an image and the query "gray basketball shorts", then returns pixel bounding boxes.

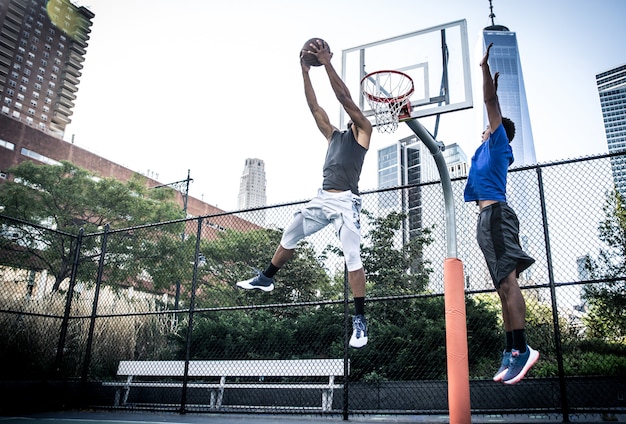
[280,189,363,271]
[476,202,535,289]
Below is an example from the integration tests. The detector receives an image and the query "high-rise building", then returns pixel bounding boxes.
[481,4,536,166]
[237,158,267,226]
[0,0,94,138]
[377,136,469,240]
[596,63,626,196]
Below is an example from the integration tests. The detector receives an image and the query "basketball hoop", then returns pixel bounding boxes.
[361,70,414,133]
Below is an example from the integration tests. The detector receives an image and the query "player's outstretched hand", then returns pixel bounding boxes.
[308,39,333,66]
[300,51,311,71]
[480,42,493,67]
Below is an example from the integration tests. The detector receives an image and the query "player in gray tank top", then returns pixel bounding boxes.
[236,38,373,349]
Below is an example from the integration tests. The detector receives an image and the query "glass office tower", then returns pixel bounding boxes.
[482,25,536,167]
[377,137,468,241]
[596,64,626,197]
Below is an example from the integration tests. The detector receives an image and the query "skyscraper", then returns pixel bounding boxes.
[0,0,94,138]
[237,158,267,226]
[377,136,469,240]
[481,4,536,166]
[596,63,626,196]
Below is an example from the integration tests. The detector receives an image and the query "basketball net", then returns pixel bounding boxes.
[361,70,414,133]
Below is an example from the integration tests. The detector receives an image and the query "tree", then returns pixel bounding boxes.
[196,226,333,309]
[0,161,185,291]
[581,189,626,343]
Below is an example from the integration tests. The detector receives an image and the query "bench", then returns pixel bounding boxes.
[102,359,347,411]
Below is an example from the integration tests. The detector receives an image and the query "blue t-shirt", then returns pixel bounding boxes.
[463,123,513,203]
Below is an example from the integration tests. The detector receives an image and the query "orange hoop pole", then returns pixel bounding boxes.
[444,257,470,424]
[405,119,471,424]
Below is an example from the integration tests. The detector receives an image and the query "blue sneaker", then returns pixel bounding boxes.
[493,350,512,382]
[236,273,274,292]
[350,315,368,348]
[502,345,539,385]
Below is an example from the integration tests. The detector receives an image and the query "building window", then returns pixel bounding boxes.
[20,148,61,166]
[0,138,15,150]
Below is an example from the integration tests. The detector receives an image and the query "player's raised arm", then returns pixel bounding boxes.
[300,45,335,141]
[307,39,372,149]
[481,42,502,134]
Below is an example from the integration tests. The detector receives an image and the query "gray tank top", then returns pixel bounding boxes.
[322,129,368,195]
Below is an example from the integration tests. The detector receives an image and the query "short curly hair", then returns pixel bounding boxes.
[502,117,516,142]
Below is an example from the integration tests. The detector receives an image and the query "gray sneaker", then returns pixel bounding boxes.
[236,273,274,292]
[502,345,539,385]
[493,350,511,382]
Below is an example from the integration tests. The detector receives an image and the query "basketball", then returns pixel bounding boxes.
[301,38,327,67]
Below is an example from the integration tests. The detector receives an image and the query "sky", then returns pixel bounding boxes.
[63,0,626,211]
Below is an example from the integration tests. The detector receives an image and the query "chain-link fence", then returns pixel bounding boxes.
[0,152,624,420]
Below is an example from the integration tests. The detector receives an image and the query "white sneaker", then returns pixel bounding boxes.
[235,273,274,292]
[349,315,368,348]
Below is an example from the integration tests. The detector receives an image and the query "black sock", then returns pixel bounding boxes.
[512,329,527,352]
[354,297,365,316]
[263,263,280,279]
[505,331,513,352]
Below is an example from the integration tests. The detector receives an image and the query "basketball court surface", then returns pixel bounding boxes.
[0,411,621,424]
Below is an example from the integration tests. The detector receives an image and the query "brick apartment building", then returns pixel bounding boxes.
[0,114,261,235]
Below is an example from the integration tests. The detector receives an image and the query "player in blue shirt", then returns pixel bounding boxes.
[464,43,538,384]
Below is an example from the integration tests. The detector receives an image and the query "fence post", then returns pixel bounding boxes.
[55,227,84,376]
[536,167,570,421]
[81,224,110,384]
[180,218,203,414]
[343,265,350,420]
